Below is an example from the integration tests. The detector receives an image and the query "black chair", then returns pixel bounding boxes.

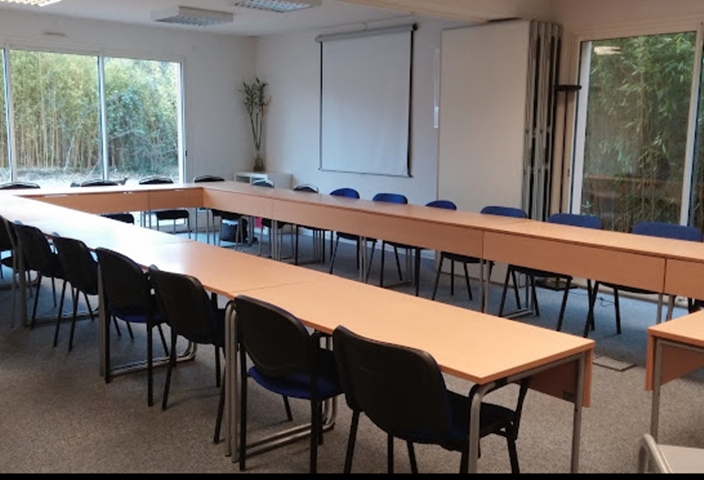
[12,222,67,329]
[587,221,703,337]
[291,184,326,265]
[0,215,28,327]
[0,181,40,190]
[95,247,169,407]
[192,174,234,245]
[253,179,291,257]
[75,179,135,224]
[431,205,526,307]
[51,234,102,352]
[498,212,603,332]
[428,200,476,301]
[138,177,191,237]
[366,193,411,288]
[332,325,529,474]
[234,295,343,473]
[148,265,227,444]
[328,187,378,276]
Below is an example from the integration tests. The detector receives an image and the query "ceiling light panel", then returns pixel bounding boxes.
[0,0,61,6]
[152,6,234,27]
[233,0,321,13]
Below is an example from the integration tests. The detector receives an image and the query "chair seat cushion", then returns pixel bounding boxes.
[110,296,164,326]
[511,265,571,280]
[248,348,342,400]
[155,209,189,221]
[441,252,481,264]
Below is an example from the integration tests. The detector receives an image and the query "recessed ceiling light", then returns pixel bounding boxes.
[0,0,61,5]
[152,6,234,27]
[233,0,321,14]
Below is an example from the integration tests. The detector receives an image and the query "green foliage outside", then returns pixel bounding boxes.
[581,33,697,232]
[0,49,179,187]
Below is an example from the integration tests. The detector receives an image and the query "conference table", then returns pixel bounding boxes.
[645,310,704,441]
[0,181,598,473]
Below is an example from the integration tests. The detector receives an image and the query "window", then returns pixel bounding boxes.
[0,50,9,184]
[572,32,697,232]
[1,48,183,188]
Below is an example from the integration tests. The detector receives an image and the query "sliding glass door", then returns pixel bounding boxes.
[0,48,183,188]
[572,32,699,232]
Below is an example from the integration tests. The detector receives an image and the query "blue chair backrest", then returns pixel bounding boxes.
[632,221,703,242]
[548,212,603,230]
[372,193,408,204]
[330,187,360,199]
[480,205,527,218]
[426,200,457,210]
[252,179,274,188]
[294,184,318,193]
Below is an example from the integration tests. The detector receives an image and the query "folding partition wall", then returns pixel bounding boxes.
[437,20,562,221]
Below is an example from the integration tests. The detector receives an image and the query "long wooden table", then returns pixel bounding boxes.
[0,183,596,473]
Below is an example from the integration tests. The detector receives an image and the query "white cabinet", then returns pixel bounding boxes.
[234,171,292,189]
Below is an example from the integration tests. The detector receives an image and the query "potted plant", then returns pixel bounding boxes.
[241,77,270,172]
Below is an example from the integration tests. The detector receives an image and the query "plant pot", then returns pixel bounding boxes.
[253,153,265,172]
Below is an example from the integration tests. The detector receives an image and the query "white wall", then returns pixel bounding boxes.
[256,16,467,204]
[0,9,257,183]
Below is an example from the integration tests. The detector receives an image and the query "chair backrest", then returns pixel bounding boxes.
[332,325,452,442]
[293,184,319,193]
[139,176,174,185]
[78,179,120,187]
[193,175,225,183]
[631,221,703,242]
[0,181,40,190]
[547,212,603,230]
[0,214,15,252]
[372,192,408,204]
[12,222,57,275]
[480,205,528,218]
[252,178,274,188]
[95,247,153,315]
[52,234,99,296]
[426,199,457,210]
[234,295,313,377]
[148,265,222,346]
[102,212,135,224]
[329,187,360,199]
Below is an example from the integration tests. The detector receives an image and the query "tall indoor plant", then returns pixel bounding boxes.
[241,77,270,172]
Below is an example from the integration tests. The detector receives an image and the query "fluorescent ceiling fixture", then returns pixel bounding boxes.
[233,0,321,13]
[594,45,622,56]
[0,0,61,5]
[152,6,234,27]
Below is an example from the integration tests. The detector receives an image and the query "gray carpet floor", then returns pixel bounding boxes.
[1,227,704,473]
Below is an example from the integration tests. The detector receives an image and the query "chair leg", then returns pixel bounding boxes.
[214,368,226,444]
[507,436,520,474]
[431,256,445,301]
[379,241,386,287]
[462,261,473,301]
[239,345,249,471]
[613,288,622,334]
[68,287,79,352]
[329,236,341,274]
[147,325,154,407]
[283,396,293,421]
[584,281,599,338]
[498,268,512,317]
[556,277,572,331]
[387,434,394,474]
[310,399,319,474]
[414,248,421,297]
[393,246,403,281]
[530,275,540,316]
[344,410,360,474]
[31,273,44,329]
[407,441,418,474]
[52,279,68,345]
[450,260,455,295]
[161,331,178,411]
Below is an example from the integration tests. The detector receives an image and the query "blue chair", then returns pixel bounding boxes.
[366,193,410,287]
[429,200,478,301]
[498,212,603,332]
[332,324,529,473]
[328,187,378,275]
[138,177,191,237]
[234,295,343,473]
[587,221,703,337]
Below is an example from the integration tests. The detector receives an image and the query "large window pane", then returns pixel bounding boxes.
[0,50,9,183]
[10,50,100,188]
[579,33,695,232]
[104,58,181,185]
[689,51,704,231]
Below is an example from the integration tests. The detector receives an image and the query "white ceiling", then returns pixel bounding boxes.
[0,0,424,37]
